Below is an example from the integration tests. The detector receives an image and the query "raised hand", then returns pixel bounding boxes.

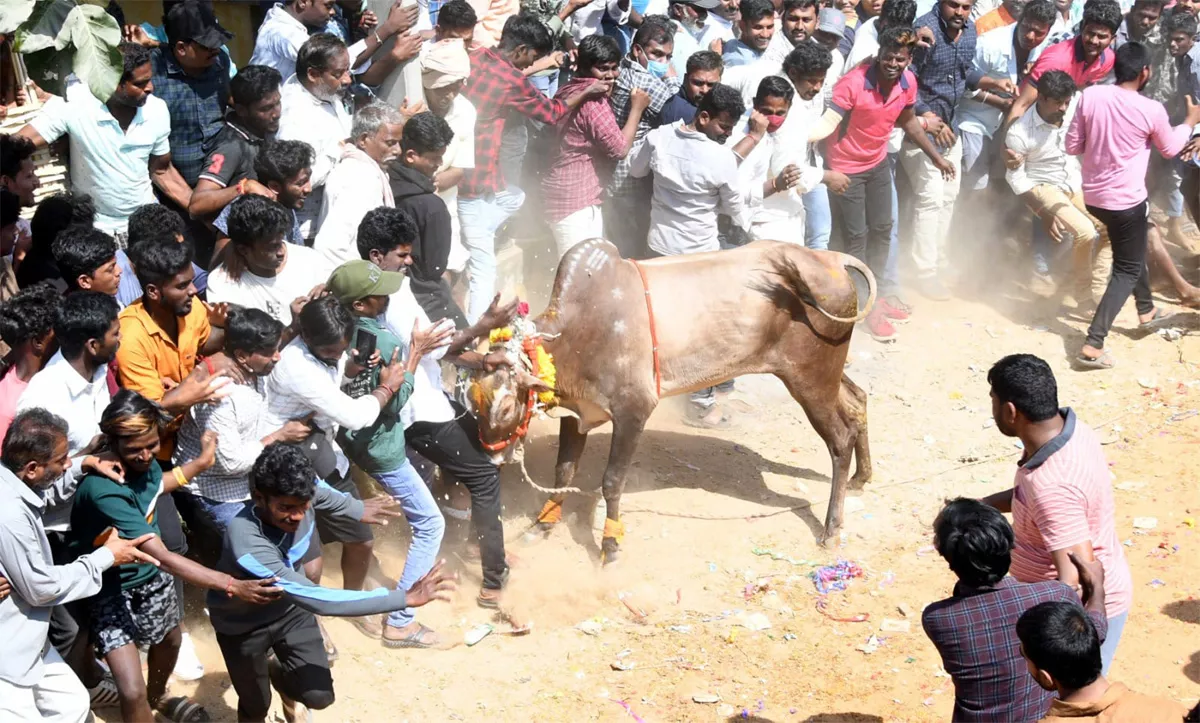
[404,559,457,607]
[360,494,404,525]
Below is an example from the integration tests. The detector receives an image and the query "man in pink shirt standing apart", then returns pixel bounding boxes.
[1066,41,1200,369]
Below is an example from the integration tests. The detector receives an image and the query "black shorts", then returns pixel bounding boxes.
[90,571,181,656]
[216,607,334,720]
[314,471,373,545]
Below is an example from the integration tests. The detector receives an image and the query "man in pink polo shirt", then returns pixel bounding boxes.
[813,26,954,342]
[1066,41,1200,369]
[980,353,1132,675]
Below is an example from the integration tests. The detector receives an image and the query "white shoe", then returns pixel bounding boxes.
[173,633,204,681]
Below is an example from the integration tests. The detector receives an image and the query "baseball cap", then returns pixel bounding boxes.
[164,0,234,50]
[817,7,846,36]
[669,0,724,10]
[327,260,405,303]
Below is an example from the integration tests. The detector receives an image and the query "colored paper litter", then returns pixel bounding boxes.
[751,547,815,566]
[811,559,864,594]
[613,699,646,722]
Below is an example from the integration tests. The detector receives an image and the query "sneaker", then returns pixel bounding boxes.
[173,632,204,681]
[879,296,911,322]
[917,276,950,301]
[862,308,897,342]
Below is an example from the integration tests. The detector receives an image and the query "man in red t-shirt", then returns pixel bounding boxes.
[813,27,954,342]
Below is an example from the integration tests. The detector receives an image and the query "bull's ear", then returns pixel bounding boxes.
[545,406,580,420]
[515,370,553,392]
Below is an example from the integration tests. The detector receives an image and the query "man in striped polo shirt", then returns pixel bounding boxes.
[981,353,1132,674]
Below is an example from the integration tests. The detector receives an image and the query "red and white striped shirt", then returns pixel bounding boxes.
[1009,408,1132,619]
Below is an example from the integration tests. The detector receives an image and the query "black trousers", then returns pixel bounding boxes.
[216,607,333,721]
[831,158,895,295]
[1086,202,1154,349]
[405,405,508,590]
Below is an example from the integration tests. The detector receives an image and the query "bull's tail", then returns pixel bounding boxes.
[771,251,877,325]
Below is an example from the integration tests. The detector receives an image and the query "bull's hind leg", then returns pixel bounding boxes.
[776,371,859,546]
[599,410,651,565]
[533,416,589,535]
[842,374,873,490]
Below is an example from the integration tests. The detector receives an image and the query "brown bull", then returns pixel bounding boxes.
[469,238,876,562]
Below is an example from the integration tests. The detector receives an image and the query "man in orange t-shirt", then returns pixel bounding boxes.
[976,0,1019,34]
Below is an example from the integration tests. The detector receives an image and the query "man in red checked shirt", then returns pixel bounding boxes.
[459,14,610,324]
[189,65,284,223]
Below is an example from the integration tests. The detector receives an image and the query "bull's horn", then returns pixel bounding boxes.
[545,406,580,420]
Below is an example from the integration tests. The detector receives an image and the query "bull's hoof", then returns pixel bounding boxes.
[849,473,871,491]
[600,537,621,565]
[819,529,843,549]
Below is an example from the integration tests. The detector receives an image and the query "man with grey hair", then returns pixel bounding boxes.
[314,102,405,265]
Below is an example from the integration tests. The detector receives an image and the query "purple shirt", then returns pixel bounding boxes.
[922,577,1109,723]
[1065,84,1192,211]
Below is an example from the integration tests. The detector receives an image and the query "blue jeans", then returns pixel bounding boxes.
[802,185,832,250]
[193,495,249,535]
[374,460,446,630]
[1100,610,1127,676]
[458,189,526,323]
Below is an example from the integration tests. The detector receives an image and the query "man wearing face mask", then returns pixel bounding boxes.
[278,33,354,242]
[661,50,724,125]
[315,104,406,266]
[606,15,683,258]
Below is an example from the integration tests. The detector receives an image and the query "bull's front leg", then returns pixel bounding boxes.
[600,413,649,565]
[534,416,588,534]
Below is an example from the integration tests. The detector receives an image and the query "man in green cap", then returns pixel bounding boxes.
[326,259,454,648]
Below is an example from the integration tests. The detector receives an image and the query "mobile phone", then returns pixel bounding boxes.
[354,329,377,361]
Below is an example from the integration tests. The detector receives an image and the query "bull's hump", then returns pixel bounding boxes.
[554,239,620,300]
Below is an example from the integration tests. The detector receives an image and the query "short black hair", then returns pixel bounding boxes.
[298,294,355,348]
[878,0,918,29]
[119,41,153,84]
[0,282,61,349]
[686,50,724,75]
[225,307,283,357]
[697,83,745,121]
[879,25,919,56]
[297,33,347,81]
[633,15,675,48]
[30,193,95,254]
[1037,69,1077,100]
[132,237,195,289]
[255,139,314,187]
[1020,0,1057,26]
[54,290,119,359]
[0,134,36,180]
[1114,40,1152,82]
[401,111,455,155]
[739,0,776,24]
[356,207,418,260]
[933,498,1013,587]
[52,226,118,290]
[782,41,833,77]
[230,64,283,107]
[1166,6,1199,36]
[1082,0,1122,33]
[226,194,291,249]
[251,442,317,500]
[498,13,553,55]
[782,0,820,14]
[438,0,478,30]
[2,408,68,473]
[1133,0,1168,9]
[576,34,622,75]
[988,353,1060,422]
[0,189,19,227]
[128,204,185,250]
[1016,601,1103,689]
[755,75,795,106]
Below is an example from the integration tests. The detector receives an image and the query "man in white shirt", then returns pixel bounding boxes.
[206,195,327,330]
[277,33,355,240]
[17,43,191,242]
[251,0,409,80]
[315,103,404,265]
[666,0,733,78]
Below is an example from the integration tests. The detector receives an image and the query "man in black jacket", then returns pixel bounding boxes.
[388,112,466,328]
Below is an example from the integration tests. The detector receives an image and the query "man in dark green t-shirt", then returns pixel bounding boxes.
[327,259,454,648]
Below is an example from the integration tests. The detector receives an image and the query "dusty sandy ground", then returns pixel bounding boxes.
[98,241,1200,723]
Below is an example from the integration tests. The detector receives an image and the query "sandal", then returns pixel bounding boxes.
[477,590,501,609]
[1075,351,1116,370]
[154,696,210,723]
[348,614,383,639]
[382,622,439,649]
[683,406,731,429]
[88,674,120,709]
[1139,308,1177,329]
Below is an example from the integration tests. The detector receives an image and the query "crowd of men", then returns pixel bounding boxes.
[1,0,1199,719]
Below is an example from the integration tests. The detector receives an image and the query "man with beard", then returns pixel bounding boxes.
[213,140,313,262]
[16,43,192,243]
[278,33,354,241]
[1067,41,1200,369]
[661,50,724,125]
[315,103,405,266]
[666,0,727,78]
[189,65,284,221]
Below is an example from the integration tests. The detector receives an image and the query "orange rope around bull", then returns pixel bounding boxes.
[629,260,662,398]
